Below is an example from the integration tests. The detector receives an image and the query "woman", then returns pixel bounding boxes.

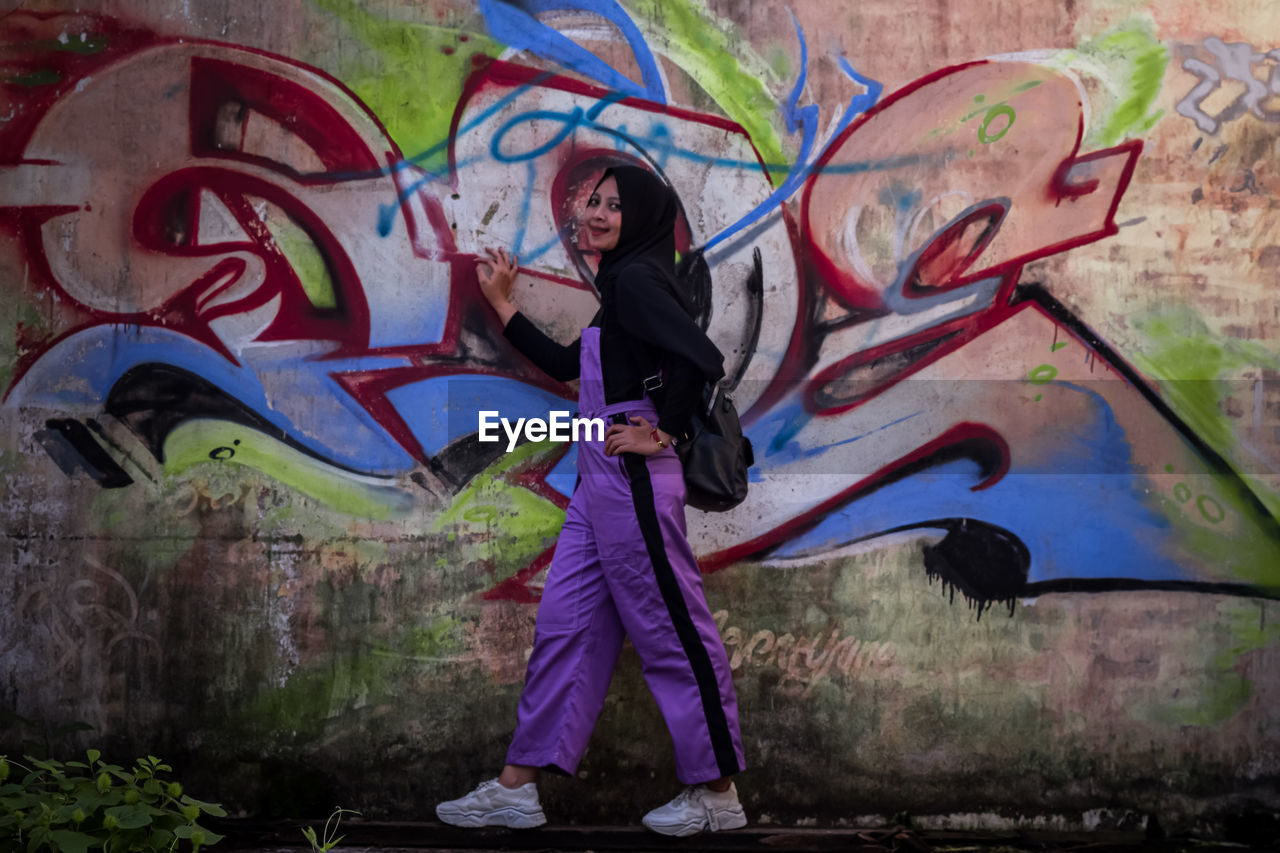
[436,165,747,837]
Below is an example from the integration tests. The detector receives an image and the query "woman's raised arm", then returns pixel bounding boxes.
[476,245,582,382]
[475,246,519,328]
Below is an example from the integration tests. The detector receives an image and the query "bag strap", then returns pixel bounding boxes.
[610,304,666,402]
[616,258,719,416]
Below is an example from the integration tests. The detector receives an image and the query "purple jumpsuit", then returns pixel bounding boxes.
[505,326,746,784]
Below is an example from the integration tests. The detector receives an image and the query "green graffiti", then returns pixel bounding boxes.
[1134,306,1280,521]
[4,69,61,87]
[163,419,412,519]
[1167,489,1280,590]
[977,104,1015,143]
[1196,494,1225,524]
[25,35,109,55]
[309,0,797,186]
[433,441,567,583]
[1028,364,1058,384]
[622,0,790,185]
[264,216,336,310]
[1066,18,1169,147]
[960,84,1036,124]
[306,0,501,171]
[1146,452,1280,589]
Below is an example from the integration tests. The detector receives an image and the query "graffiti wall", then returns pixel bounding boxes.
[2,0,1278,832]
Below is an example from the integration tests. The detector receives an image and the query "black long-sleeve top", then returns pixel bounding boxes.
[503,270,715,442]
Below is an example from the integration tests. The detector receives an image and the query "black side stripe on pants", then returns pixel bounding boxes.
[621,451,741,778]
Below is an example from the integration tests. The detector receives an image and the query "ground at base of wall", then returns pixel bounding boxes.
[215,820,1279,852]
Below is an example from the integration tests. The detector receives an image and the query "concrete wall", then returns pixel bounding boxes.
[2,0,1278,833]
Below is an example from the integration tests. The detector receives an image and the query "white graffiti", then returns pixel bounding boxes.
[714,610,896,698]
[1177,37,1280,134]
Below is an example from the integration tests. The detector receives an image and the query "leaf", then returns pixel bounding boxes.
[104,804,153,829]
[52,803,84,824]
[175,823,224,843]
[70,792,111,813]
[26,826,51,853]
[49,829,95,853]
[179,796,227,818]
[85,750,101,765]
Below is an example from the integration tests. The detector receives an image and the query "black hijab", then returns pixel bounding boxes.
[592,165,724,381]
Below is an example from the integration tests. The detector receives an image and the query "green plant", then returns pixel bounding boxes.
[0,751,227,852]
[300,807,361,853]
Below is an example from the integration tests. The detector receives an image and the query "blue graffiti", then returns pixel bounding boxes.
[8,325,416,475]
[8,323,586,479]
[703,14,882,257]
[767,380,1194,586]
[471,109,956,269]
[478,0,667,103]
[375,77,558,237]
[386,374,573,459]
[753,407,922,467]
[375,10,886,254]
[483,100,927,184]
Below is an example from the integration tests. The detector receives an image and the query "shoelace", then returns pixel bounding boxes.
[679,786,726,830]
[671,785,701,807]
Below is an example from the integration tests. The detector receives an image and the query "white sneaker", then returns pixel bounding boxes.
[641,782,747,837]
[435,778,547,828]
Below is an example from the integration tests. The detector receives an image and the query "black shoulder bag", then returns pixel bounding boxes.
[676,382,754,512]
[625,323,754,513]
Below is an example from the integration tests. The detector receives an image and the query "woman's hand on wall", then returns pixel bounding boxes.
[604,415,673,457]
[475,246,519,327]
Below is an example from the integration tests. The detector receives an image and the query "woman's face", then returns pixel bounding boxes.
[584,175,622,252]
